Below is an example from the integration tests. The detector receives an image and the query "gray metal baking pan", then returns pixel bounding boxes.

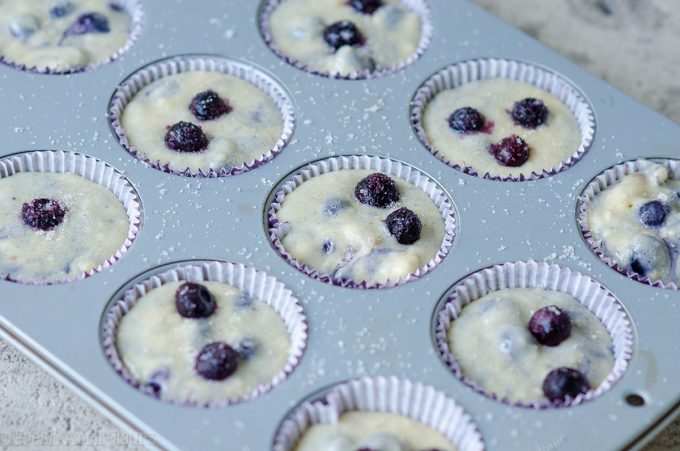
[1,0,680,450]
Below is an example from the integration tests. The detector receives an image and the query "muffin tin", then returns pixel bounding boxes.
[1,0,679,450]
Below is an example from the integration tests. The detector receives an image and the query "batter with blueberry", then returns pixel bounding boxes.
[447,288,614,405]
[267,0,423,76]
[0,0,132,71]
[422,79,581,178]
[587,161,680,284]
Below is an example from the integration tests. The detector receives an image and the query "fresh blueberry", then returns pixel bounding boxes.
[488,134,530,167]
[21,198,66,231]
[348,0,383,14]
[355,173,400,208]
[175,282,217,319]
[542,367,590,403]
[164,121,209,153]
[511,98,549,129]
[189,90,232,121]
[235,337,259,360]
[323,20,365,51]
[145,369,169,398]
[448,107,486,134]
[8,15,39,40]
[323,197,350,217]
[63,12,110,38]
[639,200,669,226]
[49,2,75,19]
[528,305,572,346]
[385,207,422,245]
[629,257,650,278]
[195,342,240,381]
[322,239,336,254]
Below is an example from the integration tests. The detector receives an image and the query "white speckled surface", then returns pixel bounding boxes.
[1,0,679,449]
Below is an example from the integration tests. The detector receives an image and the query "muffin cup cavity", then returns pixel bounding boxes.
[410,58,596,181]
[258,0,432,80]
[272,376,485,451]
[0,150,142,285]
[578,158,680,290]
[100,260,308,407]
[0,0,144,75]
[434,260,634,409]
[266,154,457,289]
[108,54,296,177]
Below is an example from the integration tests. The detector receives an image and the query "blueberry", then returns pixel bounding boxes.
[322,239,336,254]
[323,20,365,51]
[109,2,125,12]
[323,197,350,217]
[355,173,400,208]
[511,98,549,129]
[639,200,669,226]
[488,134,530,167]
[49,2,75,19]
[189,90,232,121]
[9,15,39,40]
[63,12,110,38]
[385,207,422,245]
[21,198,66,231]
[145,369,169,398]
[448,107,486,134]
[175,282,217,319]
[542,367,590,404]
[348,0,383,14]
[164,121,209,153]
[235,337,259,360]
[528,305,572,346]
[629,257,650,278]
[195,342,240,381]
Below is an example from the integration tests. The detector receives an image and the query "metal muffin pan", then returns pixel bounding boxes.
[0,0,679,450]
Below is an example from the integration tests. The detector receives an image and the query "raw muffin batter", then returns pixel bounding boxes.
[275,170,445,285]
[0,172,129,283]
[116,281,291,405]
[121,71,284,173]
[447,288,614,404]
[268,0,422,76]
[0,0,132,71]
[294,411,455,451]
[423,78,581,178]
[587,161,680,284]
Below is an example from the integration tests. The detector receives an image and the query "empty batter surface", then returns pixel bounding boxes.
[294,411,456,451]
[447,288,614,404]
[0,0,132,70]
[587,162,680,284]
[268,0,422,76]
[0,172,129,283]
[116,281,291,405]
[121,71,284,173]
[423,78,581,178]
[275,170,445,285]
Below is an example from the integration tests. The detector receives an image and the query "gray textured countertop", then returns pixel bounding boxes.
[1,0,679,450]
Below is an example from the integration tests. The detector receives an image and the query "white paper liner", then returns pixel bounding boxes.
[0,150,142,285]
[410,58,596,181]
[267,154,457,289]
[101,260,308,408]
[434,260,634,409]
[108,54,296,177]
[272,376,485,451]
[259,0,433,80]
[578,158,680,290]
[0,0,144,75]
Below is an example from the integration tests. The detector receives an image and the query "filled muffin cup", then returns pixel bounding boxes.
[434,260,634,409]
[108,54,296,177]
[0,0,144,75]
[258,0,432,80]
[410,58,596,181]
[272,376,485,451]
[100,260,308,407]
[0,150,142,285]
[266,154,457,289]
[578,158,680,290]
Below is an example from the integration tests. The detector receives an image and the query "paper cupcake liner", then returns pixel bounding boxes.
[272,376,485,451]
[100,260,308,408]
[258,0,432,80]
[410,58,596,181]
[0,0,144,75]
[434,260,634,409]
[577,158,680,290]
[0,150,142,285]
[108,54,296,177]
[267,154,457,289]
